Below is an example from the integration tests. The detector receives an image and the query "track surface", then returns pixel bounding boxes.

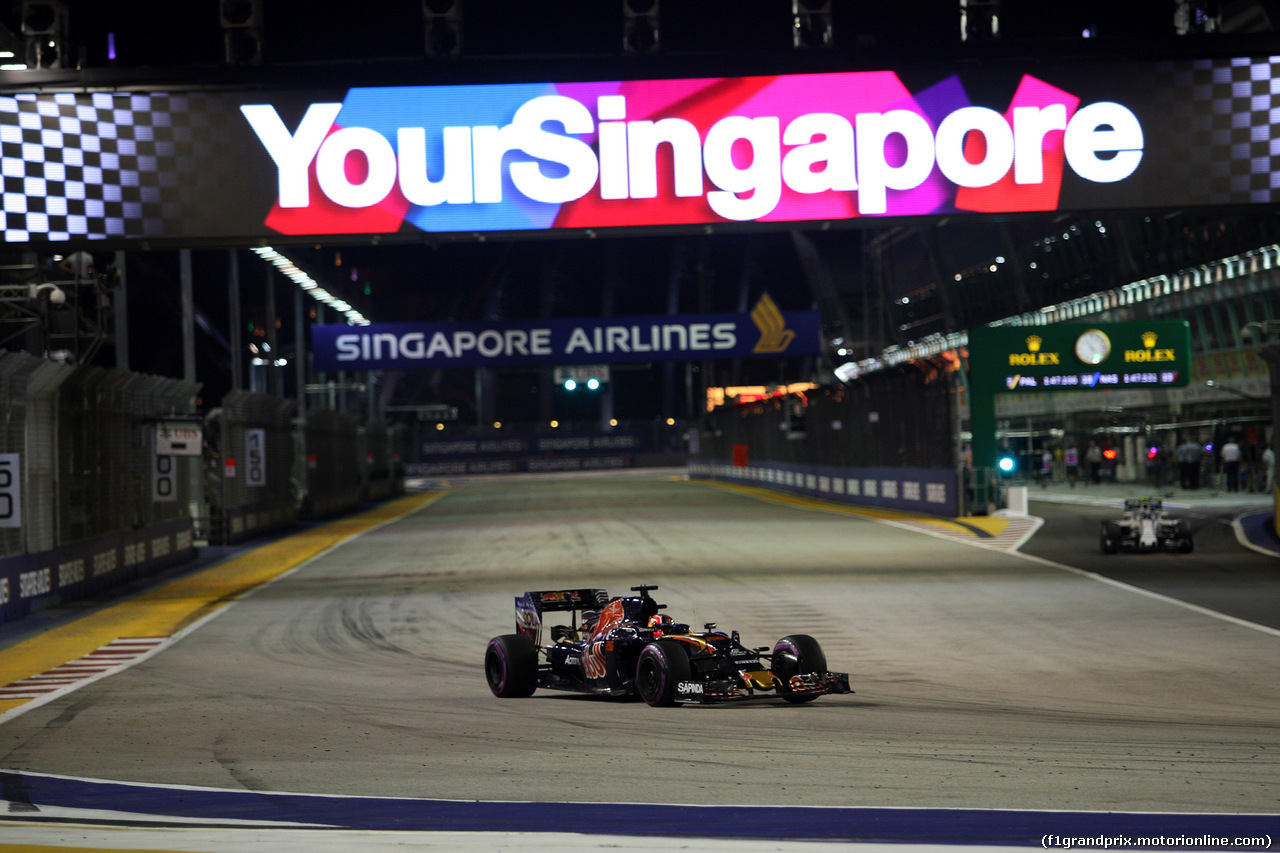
[1022,495,1280,630]
[2,471,1278,817]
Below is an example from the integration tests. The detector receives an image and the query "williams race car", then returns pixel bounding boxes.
[1100,497,1194,554]
[484,585,852,706]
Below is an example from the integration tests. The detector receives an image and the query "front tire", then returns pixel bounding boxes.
[1100,521,1121,554]
[635,640,691,707]
[485,634,538,698]
[773,634,827,704]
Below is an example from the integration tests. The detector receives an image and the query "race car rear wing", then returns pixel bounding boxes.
[515,589,610,644]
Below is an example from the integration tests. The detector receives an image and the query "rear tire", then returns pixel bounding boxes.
[635,641,691,707]
[1100,521,1121,554]
[485,634,538,698]
[772,634,827,704]
[1176,520,1194,553]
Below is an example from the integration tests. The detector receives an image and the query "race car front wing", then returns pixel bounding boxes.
[672,670,852,704]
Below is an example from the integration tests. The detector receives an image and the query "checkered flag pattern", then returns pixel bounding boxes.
[1155,56,1280,206]
[0,91,239,243]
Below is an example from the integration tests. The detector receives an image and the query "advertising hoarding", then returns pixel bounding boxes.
[2,56,1278,245]
[968,321,1192,392]
[966,320,1192,472]
[311,298,822,371]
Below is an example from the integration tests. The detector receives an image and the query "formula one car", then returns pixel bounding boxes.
[484,585,852,706]
[1100,498,1193,554]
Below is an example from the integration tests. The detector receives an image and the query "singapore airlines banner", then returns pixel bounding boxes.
[1,56,1277,243]
[311,295,820,371]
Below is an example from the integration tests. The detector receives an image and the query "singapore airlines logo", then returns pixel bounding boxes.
[751,293,796,354]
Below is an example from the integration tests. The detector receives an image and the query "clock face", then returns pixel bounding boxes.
[1074,329,1111,365]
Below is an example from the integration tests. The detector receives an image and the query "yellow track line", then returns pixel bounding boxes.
[693,478,1010,539]
[0,490,447,715]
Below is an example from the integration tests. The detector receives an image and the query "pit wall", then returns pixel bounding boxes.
[0,351,202,624]
[688,460,959,517]
[0,518,195,624]
[0,351,405,623]
[691,365,962,517]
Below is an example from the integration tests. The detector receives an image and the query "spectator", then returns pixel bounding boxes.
[59,250,96,283]
[1064,444,1079,487]
[1145,444,1162,487]
[1221,436,1242,492]
[1176,437,1201,489]
[1085,442,1103,485]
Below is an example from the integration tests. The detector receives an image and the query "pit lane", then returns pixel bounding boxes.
[1,469,1277,840]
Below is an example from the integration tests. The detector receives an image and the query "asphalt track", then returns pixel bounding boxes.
[1,470,1277,851]
[1020,490,1280,630]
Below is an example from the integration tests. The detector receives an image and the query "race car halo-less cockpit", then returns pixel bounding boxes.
[1100,498,1194,554]
[484,585,851,706]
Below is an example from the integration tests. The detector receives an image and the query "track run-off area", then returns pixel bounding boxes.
[0,469,1277,851]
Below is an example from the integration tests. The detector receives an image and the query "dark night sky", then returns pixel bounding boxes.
[22,1,1180,71]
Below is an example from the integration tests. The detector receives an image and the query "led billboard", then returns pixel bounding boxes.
[968,321,1192,393]
[966,320,1192,472]
[1,57,1276,244]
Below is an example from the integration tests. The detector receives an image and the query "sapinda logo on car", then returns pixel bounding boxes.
[242,71,1142,235]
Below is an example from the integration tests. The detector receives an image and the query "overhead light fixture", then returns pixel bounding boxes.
[220,0,263,65]
[19,0,64,68]
[251,246,370,325]
[959,0,999,43]
[792,0,832,49]
[423,0,462,58]
[623,0,659,54]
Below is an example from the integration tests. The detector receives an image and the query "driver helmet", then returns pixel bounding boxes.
[648,613,673,629]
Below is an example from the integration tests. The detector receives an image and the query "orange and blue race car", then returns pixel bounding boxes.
[484,585,852,706]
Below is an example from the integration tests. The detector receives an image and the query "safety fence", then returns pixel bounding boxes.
[0,355,408,623]
[0,351,200,622]
[359,418,405,504]
[690,362,964,517]
[302,408,364,519]
[205,390,299,546]
[204,397,407,544]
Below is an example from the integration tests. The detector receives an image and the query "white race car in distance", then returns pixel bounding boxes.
[1100,498,1193,554]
